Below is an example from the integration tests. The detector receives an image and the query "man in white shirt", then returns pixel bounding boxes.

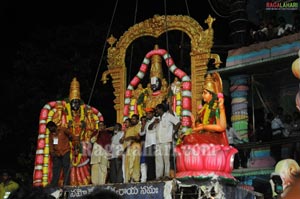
[154,103,180,180]
[140,107,157,182]
[226,124,243,145]
[271,107,285,163]
[109,123,124,183]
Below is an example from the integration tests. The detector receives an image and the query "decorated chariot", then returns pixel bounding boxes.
[32,13,242,198]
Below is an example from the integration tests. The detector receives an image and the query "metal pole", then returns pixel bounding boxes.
[251,75,255,136]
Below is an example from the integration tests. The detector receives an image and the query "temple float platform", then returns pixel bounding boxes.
[45,178,260,199]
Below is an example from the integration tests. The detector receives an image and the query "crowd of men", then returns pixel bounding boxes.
[47,102,181,187]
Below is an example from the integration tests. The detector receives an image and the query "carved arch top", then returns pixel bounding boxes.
[103,14,216,123]
[107,15,215,69]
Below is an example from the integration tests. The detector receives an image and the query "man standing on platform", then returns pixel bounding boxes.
[122,114,141,183]
[90,121,112,185]
[154,103,180,180]
[47,121,72,187]
[110,123,124,183]
[142,107,158,181]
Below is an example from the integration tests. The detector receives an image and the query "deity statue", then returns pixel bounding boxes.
[126,45,170,118]
[33,77,103,187]
[170,77,182,116]
[123,44,192,132]
[143,48,169,110]
[131,83,144,118]
[175,72,238,181]
[181,73,229,145]
[66,78,93,186]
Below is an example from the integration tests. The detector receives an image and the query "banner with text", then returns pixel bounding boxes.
[64,180,174,199]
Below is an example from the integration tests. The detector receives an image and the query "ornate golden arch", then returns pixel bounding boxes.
[101,14,221,123]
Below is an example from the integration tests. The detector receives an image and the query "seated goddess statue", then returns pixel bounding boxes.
[181,73,229,146]
[175,73,238,181]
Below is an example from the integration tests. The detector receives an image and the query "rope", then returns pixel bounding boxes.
[253,82,272,114]
[87,0,119,105]
[127,0,139,85]
[179,0,190,68]
[207,0,230,18]
[184,0,190,16]
[163,0,171,84]
[163,0,191,84]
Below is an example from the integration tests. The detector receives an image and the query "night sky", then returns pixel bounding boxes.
[1,0,232,172]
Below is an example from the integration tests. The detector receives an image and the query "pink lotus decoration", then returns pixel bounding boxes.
[175,143,238,180]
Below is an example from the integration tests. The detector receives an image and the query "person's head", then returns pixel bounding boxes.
[270,159,300,198]
[98,121,106,131]
[123,118,131,129]
[114,123,122,133]
[46,121,57,133]
[155,103,166,116]
[1,170,12,183]
[130,114,139,126]
[266,112,274,121]
[145,107,155,120]
[140,115,147,125]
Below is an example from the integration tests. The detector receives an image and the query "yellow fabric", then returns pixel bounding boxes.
[91,163,108,185]
[0,180,19,199]
[124,123,141,138]
[124,143,141,183]
[123,123,141,183]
